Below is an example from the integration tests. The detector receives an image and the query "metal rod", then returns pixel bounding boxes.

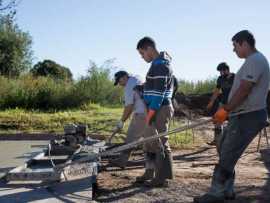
[55,118,212,170]
[102,118,212,156]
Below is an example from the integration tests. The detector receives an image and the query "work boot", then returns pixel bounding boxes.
[136,152,155,183]
[144,150,173,187]
[194,165,235,203]
[193,193,225,203]
[135,169,154,183]
[162,151,174,179]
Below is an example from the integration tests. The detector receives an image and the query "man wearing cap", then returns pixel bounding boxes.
[194,30,269,202]
[110,71,146,168]
[136,36,174,187]
[206,63,235,149]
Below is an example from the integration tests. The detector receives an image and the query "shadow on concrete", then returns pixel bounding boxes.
[0,176,94,203]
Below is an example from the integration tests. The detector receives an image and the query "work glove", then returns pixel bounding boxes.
[114,120,124,132]
[213,107,228,124]
[145,109,156,125]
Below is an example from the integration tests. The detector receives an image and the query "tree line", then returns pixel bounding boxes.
[0,11,215,110]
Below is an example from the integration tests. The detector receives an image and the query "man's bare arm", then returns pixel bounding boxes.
[224,80,254,112]
[121,104,134,122]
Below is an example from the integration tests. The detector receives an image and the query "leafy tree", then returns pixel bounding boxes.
[0,14,33,77]
[75,59,122,105]
[0,0,19,14]
[31,59,73,81]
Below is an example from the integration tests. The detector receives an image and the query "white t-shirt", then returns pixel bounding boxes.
[228,51,270,114]
[124,76,146,114]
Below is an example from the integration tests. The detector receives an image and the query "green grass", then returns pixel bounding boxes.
[0,105,194,148]
[0,104,121,135]
[169,118,195,149]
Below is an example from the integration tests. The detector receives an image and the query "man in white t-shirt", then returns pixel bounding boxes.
[109,71,146,168]
[194,30,270,202]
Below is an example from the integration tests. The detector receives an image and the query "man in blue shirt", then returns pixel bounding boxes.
[136,37,174,187]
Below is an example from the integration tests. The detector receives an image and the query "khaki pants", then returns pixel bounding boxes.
[119,113,146,161]
[143,105,174,154]
[126,113,146,142]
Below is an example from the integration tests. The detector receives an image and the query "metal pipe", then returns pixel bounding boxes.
[55,118,212,170]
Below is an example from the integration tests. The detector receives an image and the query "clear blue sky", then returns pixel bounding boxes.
[16,0,270,81]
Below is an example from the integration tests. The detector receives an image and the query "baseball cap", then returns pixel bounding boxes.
[114,71,128,86]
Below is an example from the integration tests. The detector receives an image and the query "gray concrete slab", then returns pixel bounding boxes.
[0,140,95,202]
[0,177,94,203]
[0,141,49,178]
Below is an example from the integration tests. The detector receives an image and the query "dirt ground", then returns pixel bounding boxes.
[0,122,270,202]
[95,123,270,203]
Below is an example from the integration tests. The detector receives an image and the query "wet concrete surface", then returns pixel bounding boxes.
[0,140,95,203]
[0,140,49,178]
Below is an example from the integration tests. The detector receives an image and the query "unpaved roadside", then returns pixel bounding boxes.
[96,124,270,203]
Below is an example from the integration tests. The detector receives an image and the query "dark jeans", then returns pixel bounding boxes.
[209,108,267,196]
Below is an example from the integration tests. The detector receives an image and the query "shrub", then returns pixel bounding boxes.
[178,77,217,95]
[0,60,123,110]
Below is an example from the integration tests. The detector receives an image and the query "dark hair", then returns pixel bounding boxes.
[217,62,230,71]
[136,37,156,50]
[232,30,255,48]
[114,71,129,86]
